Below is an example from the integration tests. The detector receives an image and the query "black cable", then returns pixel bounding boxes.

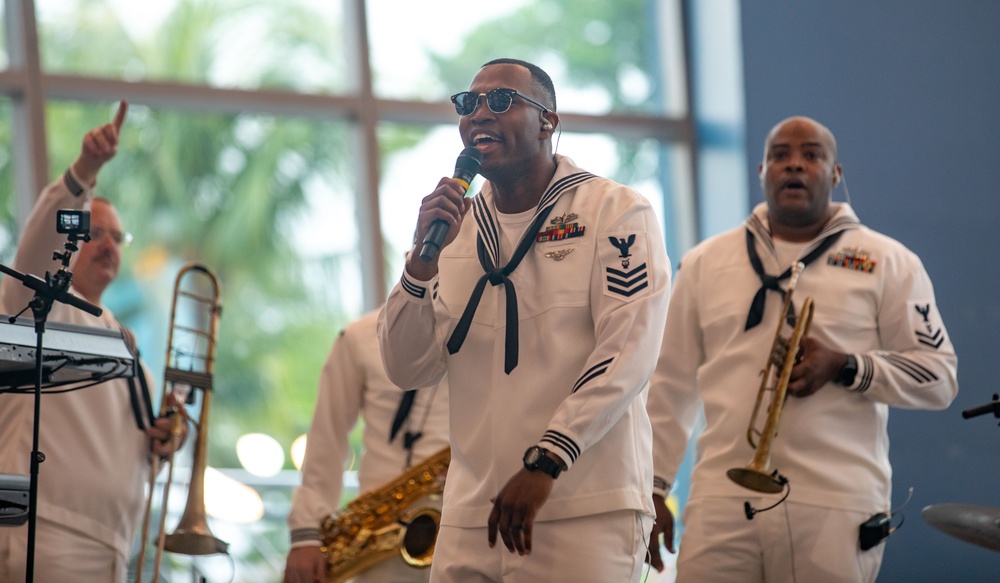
[743,476,791,520]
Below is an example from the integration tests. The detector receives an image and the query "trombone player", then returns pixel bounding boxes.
[0,101,187,582]
[646,116,958,582]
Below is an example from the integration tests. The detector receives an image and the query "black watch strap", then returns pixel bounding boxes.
[837,354,859,386]
[524,446,562,479]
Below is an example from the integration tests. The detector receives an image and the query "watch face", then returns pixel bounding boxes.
[524,446,541,466]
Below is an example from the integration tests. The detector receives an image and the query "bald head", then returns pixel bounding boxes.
[758,116,843,241]
[763,116,838,164]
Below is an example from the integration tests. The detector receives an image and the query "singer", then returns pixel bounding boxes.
[378,58,671,583]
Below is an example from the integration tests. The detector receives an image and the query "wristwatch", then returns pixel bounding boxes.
[523,446,562,479]
[837,354,858,386]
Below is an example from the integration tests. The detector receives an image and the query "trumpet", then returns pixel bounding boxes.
[727,261,813,494]
[135,263,228,582]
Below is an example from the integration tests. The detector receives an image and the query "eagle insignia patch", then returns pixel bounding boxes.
[602,233,649,300]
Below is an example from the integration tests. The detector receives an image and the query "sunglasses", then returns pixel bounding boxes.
[450,87,549,116]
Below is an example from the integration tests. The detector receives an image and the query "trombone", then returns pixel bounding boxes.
[135,263,228,582]
[727,261,813,494]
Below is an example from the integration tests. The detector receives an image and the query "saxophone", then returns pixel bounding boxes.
[321,446,450,583]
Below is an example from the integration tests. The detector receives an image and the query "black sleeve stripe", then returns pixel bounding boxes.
[855,354,875,393]
[653,476,671,491]
[881,353,938,383]
[572,368,609,393]
[290,527,322,544]
[542,430,581,462]
[572,357,614,393]
[400,276,426,299]
[62,169,85,197]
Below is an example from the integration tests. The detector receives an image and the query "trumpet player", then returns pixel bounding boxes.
[0,101,187,583]
[283,309,449,583]
[646,116,958,583]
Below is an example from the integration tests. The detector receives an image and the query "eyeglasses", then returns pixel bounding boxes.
[88,226,133,248]
[450,87,549,116]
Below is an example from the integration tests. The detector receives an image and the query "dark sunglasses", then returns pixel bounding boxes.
[450,87,549,116]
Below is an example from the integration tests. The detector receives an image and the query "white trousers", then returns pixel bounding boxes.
[676,497,884,583]
[430,509,652,583]
[0,520,126,583]
[354,552,433,583]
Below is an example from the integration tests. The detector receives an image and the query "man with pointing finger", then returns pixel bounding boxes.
[0,101,186,583]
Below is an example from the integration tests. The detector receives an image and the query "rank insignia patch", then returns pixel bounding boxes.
[911,301,946,349]
[605,263,649,297]
[601,233,650,300]
[828,247,877,273]
[537,212,586,243]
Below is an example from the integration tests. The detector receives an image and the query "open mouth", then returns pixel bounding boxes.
[472,133,502,146]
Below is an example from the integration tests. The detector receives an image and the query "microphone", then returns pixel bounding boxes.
[418,147,483,262]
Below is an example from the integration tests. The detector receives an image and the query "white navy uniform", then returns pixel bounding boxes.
[648,202,958,583]
[0,170,156,583]
[379,155,671,581]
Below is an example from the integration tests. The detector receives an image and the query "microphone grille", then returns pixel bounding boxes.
[455,146,483,182]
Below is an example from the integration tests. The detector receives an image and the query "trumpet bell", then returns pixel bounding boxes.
[726,467,785,494]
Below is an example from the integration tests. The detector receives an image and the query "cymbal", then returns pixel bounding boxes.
[922,503,1000,552]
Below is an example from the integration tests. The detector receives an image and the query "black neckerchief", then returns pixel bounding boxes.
[446,171,595,373]
[744,228,842,331]
[389,390,415,444]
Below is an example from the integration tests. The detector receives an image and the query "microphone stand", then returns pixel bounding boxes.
[962,394,1000,423]
[0,231,101,583]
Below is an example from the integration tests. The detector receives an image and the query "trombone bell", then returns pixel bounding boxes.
[134,263,227,582]
[164,528,230,556]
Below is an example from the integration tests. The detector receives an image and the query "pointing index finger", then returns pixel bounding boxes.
[112,99,128,131]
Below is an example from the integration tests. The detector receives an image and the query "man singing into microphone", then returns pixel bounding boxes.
[378,58,671,582]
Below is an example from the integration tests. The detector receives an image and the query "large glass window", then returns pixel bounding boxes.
[0,98,13,261]
[36,0,349,92]
[369,0,688,116]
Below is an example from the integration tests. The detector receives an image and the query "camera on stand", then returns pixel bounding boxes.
[55,209,90,239]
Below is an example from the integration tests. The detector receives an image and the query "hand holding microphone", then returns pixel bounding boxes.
[418,147,483,262]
